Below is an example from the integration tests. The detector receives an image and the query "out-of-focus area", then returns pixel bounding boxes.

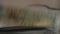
[0,0,60,34]
[3,0,60,8]
[1,0,60,28]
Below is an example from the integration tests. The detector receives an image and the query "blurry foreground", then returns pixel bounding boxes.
[0,6,58,27]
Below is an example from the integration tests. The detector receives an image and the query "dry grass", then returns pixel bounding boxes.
[0,6,56,27]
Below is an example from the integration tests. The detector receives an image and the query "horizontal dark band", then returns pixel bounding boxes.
[0,26,47,32]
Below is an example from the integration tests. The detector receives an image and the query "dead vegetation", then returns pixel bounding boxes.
[0,6,56,27]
